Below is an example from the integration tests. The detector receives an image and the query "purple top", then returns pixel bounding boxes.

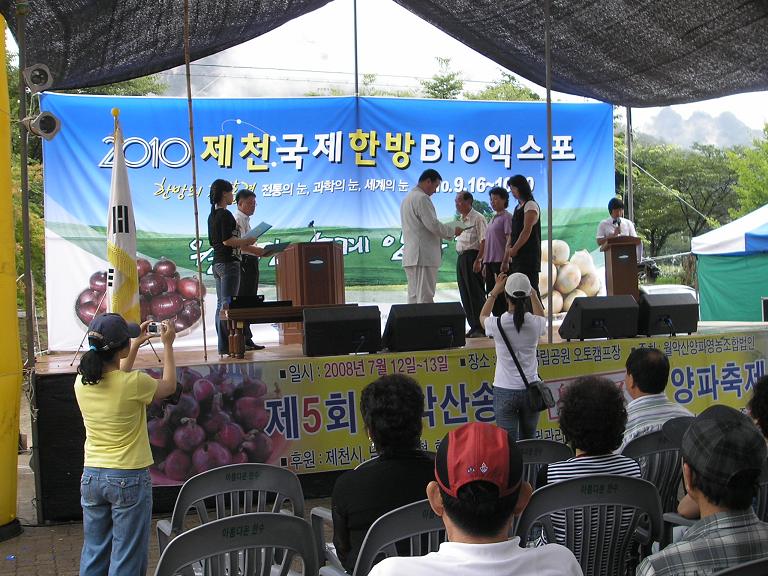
[484,211,513,262]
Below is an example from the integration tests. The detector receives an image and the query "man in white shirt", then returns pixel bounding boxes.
[368,422,583,576]
[234,189,266,351]
[619,347,693,452]
[454,191,488,337]
[400,169,463,304]
[596,197,642,261]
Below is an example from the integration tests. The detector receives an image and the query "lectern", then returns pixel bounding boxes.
[276,242,344,344]
[600,236,641,301]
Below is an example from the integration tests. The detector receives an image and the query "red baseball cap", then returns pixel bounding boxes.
[435,422,523,498]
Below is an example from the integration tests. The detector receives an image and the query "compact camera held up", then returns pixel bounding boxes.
[147,321,163,336]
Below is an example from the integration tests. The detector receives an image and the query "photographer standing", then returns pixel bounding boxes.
[75,313,177,576]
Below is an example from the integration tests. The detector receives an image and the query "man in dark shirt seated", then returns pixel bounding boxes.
[331,374,435,573]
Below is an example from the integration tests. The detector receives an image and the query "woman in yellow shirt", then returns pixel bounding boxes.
[74,313,177,576]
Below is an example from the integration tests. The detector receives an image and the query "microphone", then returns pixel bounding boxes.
[308,220,318,241]
[613,217,621,227]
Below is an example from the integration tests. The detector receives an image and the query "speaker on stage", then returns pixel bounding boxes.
[383,302,466,352]
[303,306,382,357]
[558,295,639,340]
[638,293,699,336]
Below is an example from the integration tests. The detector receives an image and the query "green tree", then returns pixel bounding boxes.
[421,57,463,100]
[632,143,736,255]
[465,72,540,101]
[727,125,768,217]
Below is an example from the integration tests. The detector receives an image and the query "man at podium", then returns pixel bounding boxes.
[596,197,643,261]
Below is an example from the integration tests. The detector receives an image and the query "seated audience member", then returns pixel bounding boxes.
[368,422,583,576]
[749,374,768,439]
[537,376,641,489]
[619,347,693,452]
[676,375,768,520]
[331,374,435,573]
[535,376,641,546]
[637,405,768,576]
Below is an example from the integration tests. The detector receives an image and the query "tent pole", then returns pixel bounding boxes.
[16,4,35,368]
[626,106,634,220]
[183,0,207,362]
[544,0,554,344]
[353,0,359,97]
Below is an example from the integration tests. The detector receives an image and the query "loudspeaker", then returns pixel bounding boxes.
[303,306,381,357]
[638,293,699,336]
[383,302,466,352]
[558,295,639,340]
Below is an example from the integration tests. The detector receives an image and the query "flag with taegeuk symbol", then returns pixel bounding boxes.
[106,118,140,323]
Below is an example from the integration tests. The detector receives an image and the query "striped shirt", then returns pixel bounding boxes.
[620,394,694,453]
[636,510,768,576]
[536,455,642,549]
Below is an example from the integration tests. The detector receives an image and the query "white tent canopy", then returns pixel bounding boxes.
[692,205,768,256]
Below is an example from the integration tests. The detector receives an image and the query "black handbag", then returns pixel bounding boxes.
[495,316,555,412]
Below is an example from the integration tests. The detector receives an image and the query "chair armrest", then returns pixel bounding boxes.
[156,518,174,554]
[663,512,696,528]
[311,506,347,574]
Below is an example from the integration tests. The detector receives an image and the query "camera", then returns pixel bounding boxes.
[147,321,162,335]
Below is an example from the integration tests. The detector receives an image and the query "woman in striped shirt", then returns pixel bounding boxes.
[535,376,641,548]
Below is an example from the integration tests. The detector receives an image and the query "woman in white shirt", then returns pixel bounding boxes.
[480,273,546,440]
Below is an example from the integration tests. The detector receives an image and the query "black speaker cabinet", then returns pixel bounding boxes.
[638,293,699,336]
[383,302,466,352]
[558,295,639,340]
[303,306,382,356]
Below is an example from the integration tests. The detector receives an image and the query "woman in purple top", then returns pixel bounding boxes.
[482,186,513,317]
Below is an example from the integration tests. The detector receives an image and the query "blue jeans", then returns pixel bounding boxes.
[213,261,241,354]
[79,467,152,576]
[493,387,540,441]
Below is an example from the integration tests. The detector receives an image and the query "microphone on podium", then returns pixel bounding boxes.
[308,220,317,240]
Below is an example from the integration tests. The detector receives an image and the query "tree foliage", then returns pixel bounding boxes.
[465,72,540,101]
[727,125,768,217]
[421,57,463,100]
[632,143,736,255]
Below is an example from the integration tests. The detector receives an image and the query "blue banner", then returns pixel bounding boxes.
[41,94,614,349]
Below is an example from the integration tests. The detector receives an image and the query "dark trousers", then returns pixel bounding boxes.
[456,249,485,332]
[483,262,509,317]
[238,255,260,342]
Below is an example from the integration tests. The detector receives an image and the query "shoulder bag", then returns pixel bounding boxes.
[496,316,555,412]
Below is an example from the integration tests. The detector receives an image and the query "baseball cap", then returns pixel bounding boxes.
[87,313,140,351]
[435,422,523,498]
[663,404,767,486]
[505,273,532,298]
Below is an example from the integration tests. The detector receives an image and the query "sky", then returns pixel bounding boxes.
[153,0,768,140]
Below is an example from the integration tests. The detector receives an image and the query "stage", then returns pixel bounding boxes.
[30,321,767,522]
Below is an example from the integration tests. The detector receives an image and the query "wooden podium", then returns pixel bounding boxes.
[276,242,345,344]
[601,236,641,301]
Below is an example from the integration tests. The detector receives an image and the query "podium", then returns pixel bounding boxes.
[276,242,345,344]
[600,236,641,301]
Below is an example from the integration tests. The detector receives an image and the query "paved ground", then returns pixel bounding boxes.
[0,395,332,575]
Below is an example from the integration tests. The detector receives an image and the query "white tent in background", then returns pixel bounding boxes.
[691,205,768,321]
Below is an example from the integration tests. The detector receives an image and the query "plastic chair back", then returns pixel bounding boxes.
[516,475,663,576]
[158,463,304,556]
[712,556,768,575]
[154,512,318,576]
[622,429,683,514]
[516,439,574,486]
[352,499,446,576]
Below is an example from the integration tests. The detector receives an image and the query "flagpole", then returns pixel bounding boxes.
[183,0,207,362]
